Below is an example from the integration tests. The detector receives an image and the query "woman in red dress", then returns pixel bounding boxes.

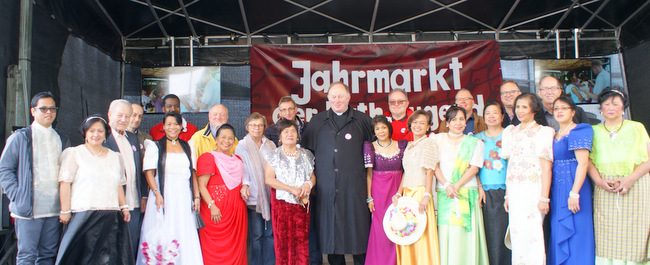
[197,124,247,265]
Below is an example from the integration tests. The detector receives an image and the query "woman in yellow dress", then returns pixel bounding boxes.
[391,109,440,265]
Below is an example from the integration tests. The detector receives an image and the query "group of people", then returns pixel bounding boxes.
[0,74,647,265]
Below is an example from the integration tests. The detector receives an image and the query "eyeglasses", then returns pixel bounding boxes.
[455,97,473,102]
[248,124,264,128]
[34,107,58,113]
[553,106,572,112]
[539,86,560,92]
[500,90,519,95]
[279,107,296,113]
[389,100,407,106]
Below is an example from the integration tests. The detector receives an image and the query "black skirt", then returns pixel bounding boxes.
[56,210,134,265]
[481,188,512,265]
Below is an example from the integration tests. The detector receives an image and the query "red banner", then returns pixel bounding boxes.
[250,41,502,131]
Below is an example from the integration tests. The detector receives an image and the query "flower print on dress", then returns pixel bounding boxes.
[493,160,504,171]
[489,150,501,160]
[484,160,493,170]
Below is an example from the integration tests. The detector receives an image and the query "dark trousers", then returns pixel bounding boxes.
[327,254,365,265]
[128,208,142,259]
[247,207,275,265]
[309,194,322,265]
[15,216,61,265]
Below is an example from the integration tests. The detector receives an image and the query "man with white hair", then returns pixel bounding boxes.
[104,99,145,259]
[191,104,238,157]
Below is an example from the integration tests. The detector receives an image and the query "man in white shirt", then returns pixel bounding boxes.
[0,92,70,265]
[104,99,145,259]
[581,60,612,101]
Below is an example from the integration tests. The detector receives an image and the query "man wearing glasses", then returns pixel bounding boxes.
[439,88,487,135]
[265,96,308,146]
[384,89,413,141]
[500,80,522,126]
[0,92,70,265]
[537,76,590,130]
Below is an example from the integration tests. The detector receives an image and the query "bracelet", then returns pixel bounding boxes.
[443,182,451,189]
[503,195,508,200]
[208,200,215,209]
[194,196,200,200]
[60,210,71,214]
[304,180,313,189]
[121,208,129,212]
[394,193,401,197]
[119,204,129,210]
[539,197,550,203]
[366,197,374,203]
[423,192,431,198]
[153,189,160,195]
[569,192,580,199]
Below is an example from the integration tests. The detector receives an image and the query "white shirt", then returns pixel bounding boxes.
[30,122,62,219]
[112,129,139,209]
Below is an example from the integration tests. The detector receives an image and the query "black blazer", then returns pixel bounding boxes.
[104,131,147,201]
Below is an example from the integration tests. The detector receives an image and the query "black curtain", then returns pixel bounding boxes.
[623,41,650,130]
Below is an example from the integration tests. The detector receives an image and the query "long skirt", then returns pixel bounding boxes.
[594,173,650,264]
[508,182,546,265]
[271,189,310,265]
[365,170,402,265]
[548,165,594,265]
[437,188,490,265]
[481,188,511,265]
[56,210,134,265]
[396,186,440,265]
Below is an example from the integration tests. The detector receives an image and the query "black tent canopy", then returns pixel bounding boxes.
[39,0,650,65]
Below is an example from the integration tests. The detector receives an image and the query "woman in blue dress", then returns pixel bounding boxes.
[475,101,511,265]
[548,96,595,265]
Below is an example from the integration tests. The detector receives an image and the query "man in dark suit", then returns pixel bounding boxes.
[104,99,146,258]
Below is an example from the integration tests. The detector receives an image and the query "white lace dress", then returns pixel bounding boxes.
[137,140,203,265]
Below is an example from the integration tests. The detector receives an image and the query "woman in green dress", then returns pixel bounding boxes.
[587,89,650,264]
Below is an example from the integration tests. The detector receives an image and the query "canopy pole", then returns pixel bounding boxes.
[574,28,579,58]
[555,29,561,59]
[190,36,194,67]
[17,0,32,126]
[170,36,175,67]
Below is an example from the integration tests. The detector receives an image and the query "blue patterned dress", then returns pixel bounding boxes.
[548,123,595,265]
[475,131,511,265]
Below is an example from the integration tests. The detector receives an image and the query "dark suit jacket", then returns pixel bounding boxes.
[104,131,147,202]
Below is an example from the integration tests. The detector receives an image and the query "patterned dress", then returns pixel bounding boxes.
[591,121,650,264]
[363,140,407,265]
[475,130,511,265]
[548,123,594,265]
[501,124,554,265]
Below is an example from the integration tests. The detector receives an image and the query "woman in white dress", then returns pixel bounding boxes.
[137,112,203,265]
[57,115,133,265]
[502,93,554,265]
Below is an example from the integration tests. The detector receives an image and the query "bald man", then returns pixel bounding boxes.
[500,81,522,126]
[439,89,487,135]
[537,76,590,130]
[191,104,238,157]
